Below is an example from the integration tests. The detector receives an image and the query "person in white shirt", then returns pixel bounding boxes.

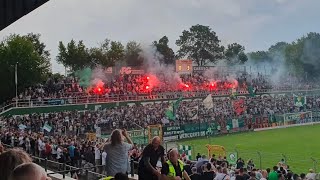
[101,150,107,174]
[95,144,102,174]
[306,169,317,180]
[18,136,24,147]
[38,138,44,158]
[25,137,31,154]
[215,167,230,180]
[51,143,57,160]
[56,146,63,162]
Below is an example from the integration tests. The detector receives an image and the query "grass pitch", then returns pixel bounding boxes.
[177,124,320,173]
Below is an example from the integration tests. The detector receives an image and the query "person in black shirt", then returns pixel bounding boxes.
[236,158,245,169]
[242,168,250,180]
[201,163,216,180]
[196,153,201,161]
[235,170,245,180]
[190,167,201,180]
[138,136,165,180]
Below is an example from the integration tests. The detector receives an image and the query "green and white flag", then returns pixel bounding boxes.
[165,97,183,121]
[294,95,306,107]
[227,152,238,165]
[188,106,198,120]
[43,124,52,132]
[248,86,256,97]
[165,103,175,121]
[179,145,192,160]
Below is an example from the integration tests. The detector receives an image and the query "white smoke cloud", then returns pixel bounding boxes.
[139,45,183,88]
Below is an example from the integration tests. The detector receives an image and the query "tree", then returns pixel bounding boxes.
[285,32,320,77]
[224,43,248,65]
[247,51,272,64]
[106,41,125,66]
[89,39,124,68]
[176,24,224,66]
[56,40,90,71]
[0,34,51,103]
[153,36,175,65]
[125,41,144,66]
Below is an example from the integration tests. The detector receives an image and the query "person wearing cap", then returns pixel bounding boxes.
[161,148,190,180]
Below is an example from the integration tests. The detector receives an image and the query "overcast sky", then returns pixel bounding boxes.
[0,0,319,73]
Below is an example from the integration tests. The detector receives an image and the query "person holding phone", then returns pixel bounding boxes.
[104,129,133,176]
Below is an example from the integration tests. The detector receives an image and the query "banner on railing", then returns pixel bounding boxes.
[47,99,65,105]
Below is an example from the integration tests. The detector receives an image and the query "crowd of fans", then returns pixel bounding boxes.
[10,71,319,106]
[0,94,319,179]
[1,70,320,179]
[2,95,319,136]
[1,132,319,180]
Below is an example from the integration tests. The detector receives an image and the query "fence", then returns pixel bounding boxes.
[231,149,318,173]
[2,144,140,180]
[2,87,320,114]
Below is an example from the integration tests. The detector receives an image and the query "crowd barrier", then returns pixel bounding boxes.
[2,143,139,180]
[95,111,320,148]
[3,87,320,113]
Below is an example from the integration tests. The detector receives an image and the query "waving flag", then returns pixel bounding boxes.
[233,99,246,116]
[165,97,183,121]
[248,86,256,97]
[43,124,52,132]
[188,105,198,120]
[203,94,213,109]
[294,95,306,107]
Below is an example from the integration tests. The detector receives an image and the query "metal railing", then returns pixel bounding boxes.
[2,143,140,180]
[2,87,320,114]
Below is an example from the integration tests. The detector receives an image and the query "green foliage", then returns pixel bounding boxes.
[248,51,272,64]
[0,34,51,103]
[57,39,125,70]
[106,41,125,66]
[56,40,90,71]
[153,36,175,65]
[249,32,320,77]
[176,24,224,66]
[284,32,320,77]
[225,43,248,65]
[125,41,144,66]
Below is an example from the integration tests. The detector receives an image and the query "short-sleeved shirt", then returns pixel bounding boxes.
[69,145,75,157]
[104,142,132,176]
[161,161,183,178]
[268,171,278,180]
[101,152,107,165]
[138,144,165,178]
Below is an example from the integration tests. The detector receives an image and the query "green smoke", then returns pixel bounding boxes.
[74,67,92,88]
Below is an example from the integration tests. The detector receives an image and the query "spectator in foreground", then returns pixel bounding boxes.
[202,162,215,180]
[138,136,165,180]
[9,162,51,180]
[0,148,32,180]
[260,170,268,180]
[161,148,190,180]
[306,169,316,180]
[190,167,201,180]
[269,166,279,180]
[104,129,133,176]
